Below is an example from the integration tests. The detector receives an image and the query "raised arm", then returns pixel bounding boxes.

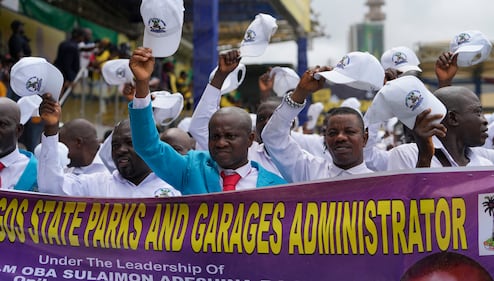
[189,49,241,150]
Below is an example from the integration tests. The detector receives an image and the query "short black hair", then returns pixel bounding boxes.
[326,106,365,133]
[10,20,23,31]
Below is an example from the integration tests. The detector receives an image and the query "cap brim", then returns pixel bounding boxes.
[397,65,422,73]
[453,44,484,54]
[143,28,182,58]
[18,95,42,125]
[239,42,269,57]
[43,63,64,101]
[152,92,184,126]
[316,70,375,91]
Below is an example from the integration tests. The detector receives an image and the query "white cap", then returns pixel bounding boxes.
[177,117,191,132]
[306,102,324,130]
[450,30,492,67]
[10,57,63,101]
[141,0,185,58]
[381,46,422,73]
[314,52,384,91]
[239,13,278,57]
[208,64,246,95]
[151,91,184,126]
[364,75,446,130]
[102,59,134,85]
[17,95,42,125]
[340,97,361,113]
[269,66,300,97]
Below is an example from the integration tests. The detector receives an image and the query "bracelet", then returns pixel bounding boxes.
[284,91,307,108]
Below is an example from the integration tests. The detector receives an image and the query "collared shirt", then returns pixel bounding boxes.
[388,136,493,170]
[261,99,373,183]
[38,134,181,198]
[219,161,259,191]
[0,148,30,190]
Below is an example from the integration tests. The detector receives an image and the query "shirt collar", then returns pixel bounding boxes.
[0,148,22,168]
[219,161,253,178]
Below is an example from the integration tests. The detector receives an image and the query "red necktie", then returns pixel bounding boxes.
[0,162,4,188]
[220,171,241,191]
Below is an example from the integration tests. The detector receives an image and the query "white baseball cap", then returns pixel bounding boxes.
[314,52,384,92]
[10,57,63,101]
[269,66,300,97]
[381,46,422,73]
[102,59,134,85]
[141,0,185,58]
[17,95,42,125]
[340,97,362,115]
[450,30,492,67]
[239,13,278,57]
[177,116,191,132]
[208,64,246,95]
[151,91,184,126]
[364,75,446,130]
[306,102,324,130]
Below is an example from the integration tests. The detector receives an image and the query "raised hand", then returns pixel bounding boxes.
[129,47,155,82]
[291,65,332,103]
[39,94,61,136]
[435,51,458,88]
[210,49,241,89]
[413,108,447,167]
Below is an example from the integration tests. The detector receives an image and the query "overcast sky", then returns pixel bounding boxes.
[241,0,494,67]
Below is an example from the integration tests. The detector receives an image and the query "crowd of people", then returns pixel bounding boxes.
[1,14,494,200]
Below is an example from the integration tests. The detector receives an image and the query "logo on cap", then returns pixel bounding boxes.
[336,55,350,69]
[148,18,167,34]
[405,90,423,111]
[456,33,471,45]
[244,30,256,42]
[26,77,42,93]
[116,67,126,79]
[392,52,408,66]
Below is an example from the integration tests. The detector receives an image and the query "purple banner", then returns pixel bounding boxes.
[1,168,494,281]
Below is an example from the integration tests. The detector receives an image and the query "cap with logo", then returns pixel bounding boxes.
[151,91,184,126]
[450,30,492,67]
[239,13,278,57]
[381,46,422,73]
[102,59,134,85]
[141,0,185,58]
[364,75,446,130]
[17,95,42,125]
[10,57,64,101]
[269,66,300,97]
[208,64,246,95]
[314,51,385,92]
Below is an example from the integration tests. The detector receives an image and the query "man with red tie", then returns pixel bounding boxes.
[128,47,286,195]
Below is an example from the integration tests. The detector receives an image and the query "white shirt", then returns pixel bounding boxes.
[0,148,30,190]
[219,162,258,191]
[261,99,373,183]
[38,134,181,198]
[388,136,493,170]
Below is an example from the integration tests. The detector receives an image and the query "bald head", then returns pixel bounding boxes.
[0,97,22,157]
[434,86,478,113]
[160,127,195,155]
[0,97,21,125]
[59,118,100,167]
[210,107,252,134]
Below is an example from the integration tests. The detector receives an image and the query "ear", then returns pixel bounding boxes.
[363,127,369,147]
[446,110,460,126]
[75,136,84,146]
[247,131,255,147]
[16,124,24,140]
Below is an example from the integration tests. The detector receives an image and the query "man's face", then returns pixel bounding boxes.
[0,106,21,157]
[324,114,367,170]
[111,124,149,182]
[256,101,278,143]
[456,93,488,147]
[209,112,254,169]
